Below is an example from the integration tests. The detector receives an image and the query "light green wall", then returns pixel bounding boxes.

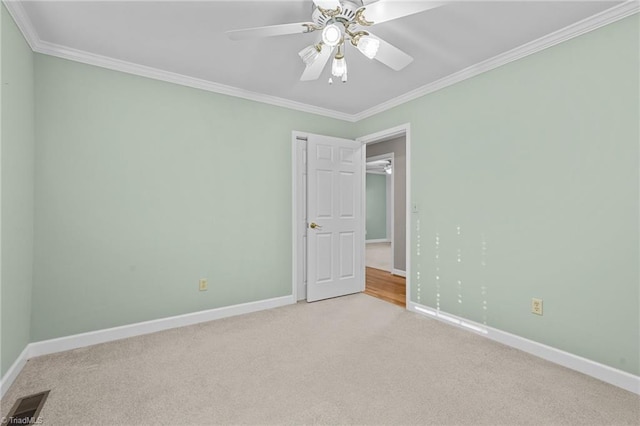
[354,15,639,375]
[31,54,354,341]
[366,173,387,240]
[1,5,35,377]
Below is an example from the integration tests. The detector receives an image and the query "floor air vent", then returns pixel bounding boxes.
[5,390,49,425]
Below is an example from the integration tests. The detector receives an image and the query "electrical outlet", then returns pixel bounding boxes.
[531,298,543,315]
[199,279,208,291]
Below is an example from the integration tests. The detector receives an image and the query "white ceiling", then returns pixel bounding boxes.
[11,1,629,117]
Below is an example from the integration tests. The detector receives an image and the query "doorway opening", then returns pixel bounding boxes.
[365,153,394,272]
[359,126,410,308]
[292,124,410,307]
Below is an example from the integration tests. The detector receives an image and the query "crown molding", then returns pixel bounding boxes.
[2,0,39,50]
[3,0,638,123]
[1,0,355,122]
[33,40,355,122]
[352,0,640,121]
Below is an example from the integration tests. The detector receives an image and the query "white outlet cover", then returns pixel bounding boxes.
[531,298,543,315]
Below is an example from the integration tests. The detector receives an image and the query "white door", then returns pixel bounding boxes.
[306,133,364,302]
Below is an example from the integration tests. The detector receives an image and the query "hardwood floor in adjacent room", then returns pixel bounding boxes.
[364,267,406,308]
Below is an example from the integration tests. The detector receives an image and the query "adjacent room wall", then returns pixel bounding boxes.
[1,5,35,377]
[354,15,639,375]
[366,137,407,272]
[31,54,355,341]
[365,173,387,241]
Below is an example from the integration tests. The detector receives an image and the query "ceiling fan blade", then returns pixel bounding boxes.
[367,33,413,71]
[313,0,342,9]
[300,46,334,81]
[361,0,446,25]
[226,22,315,41]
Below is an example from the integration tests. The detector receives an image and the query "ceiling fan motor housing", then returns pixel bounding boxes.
[312,0,363,26]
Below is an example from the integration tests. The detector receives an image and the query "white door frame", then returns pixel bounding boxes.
[292,124,410,306]
[292,131,308,301]
[357,124,411,307]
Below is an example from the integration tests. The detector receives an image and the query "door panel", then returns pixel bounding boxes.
[316,170,333,218]
[316,233,333,283]
[340,172,355,217]
[339,232,355,279]
[307,134,364,302]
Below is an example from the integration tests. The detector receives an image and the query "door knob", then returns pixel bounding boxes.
[309,222,322,229]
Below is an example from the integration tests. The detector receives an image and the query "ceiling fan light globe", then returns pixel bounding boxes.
[357,36,380,59]
[298,44,320,66]
[322,24,341,47]
[331,56,347,78]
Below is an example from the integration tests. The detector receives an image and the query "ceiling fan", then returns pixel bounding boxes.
[226,0,444,83]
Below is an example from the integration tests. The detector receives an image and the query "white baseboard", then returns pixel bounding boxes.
[29,295,294,358]
[1,295,295,398]
[366,239,390,244]
[0,346,30,398]
[391,269,406,277]
[408,302,640,395]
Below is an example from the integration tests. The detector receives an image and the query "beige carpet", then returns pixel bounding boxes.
[1,294,638,425]
[366,242,392,271]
